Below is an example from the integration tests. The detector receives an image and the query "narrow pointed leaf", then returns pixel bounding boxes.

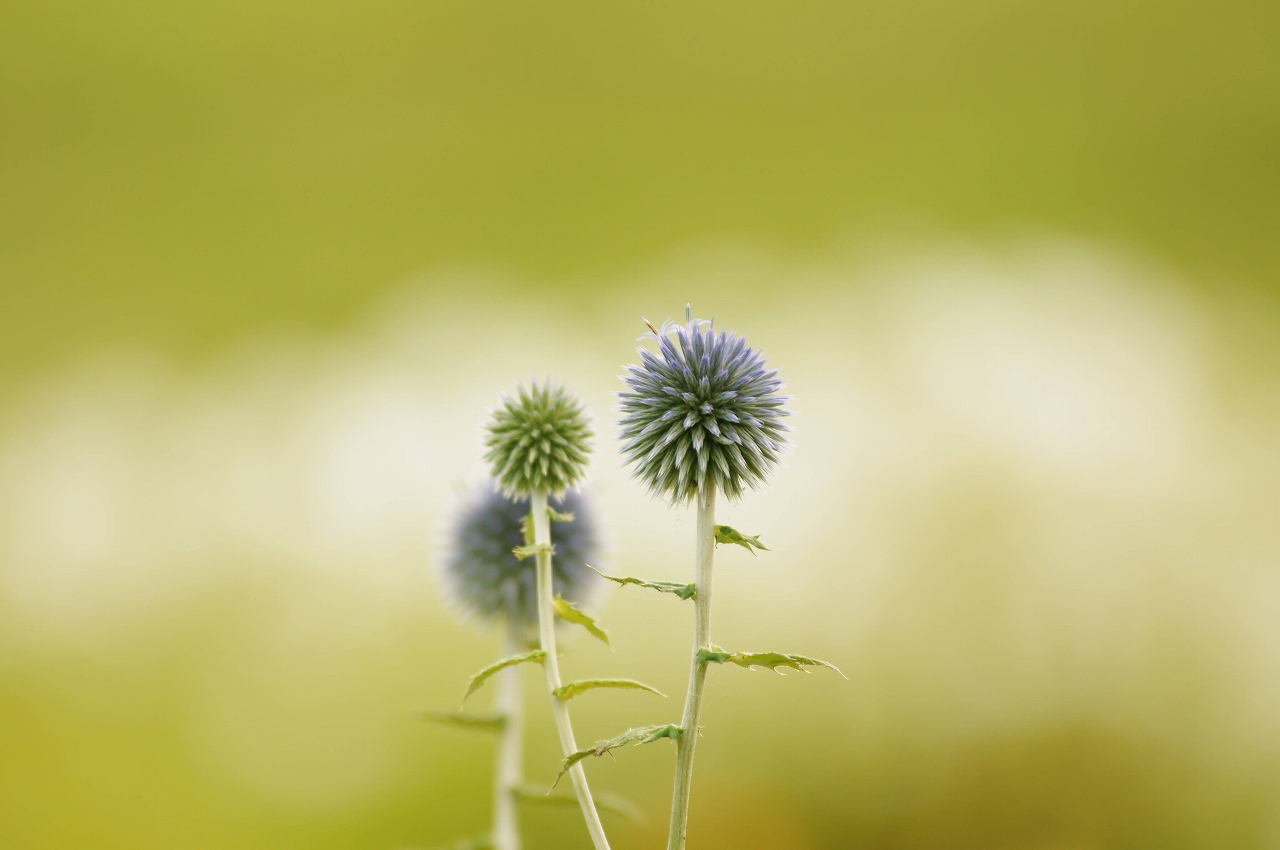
[587,565,696,600]
[511,785,644,822]
[462,650,546,702]
[713,524,770,555]
[553,678,666,700]
[420,710,506,732]
[556,724,683,784]
[547,507,576,522]
[512,542,553,561]
[698,645,846,678]
[553,595,610,646]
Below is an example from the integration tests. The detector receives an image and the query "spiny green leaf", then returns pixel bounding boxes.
[552,678,666,700]
[420,710,506,732]
[512,542,553,561]
[511,785,644,822]
[547,507,575,522]
[714,524,770,555]
[587,564,696,600]
[462,650,546,702]
[726,651,845,677]
[556,724,683,784]
[553,595,610,646]
[697,645,846,677]
[521,511,536,546]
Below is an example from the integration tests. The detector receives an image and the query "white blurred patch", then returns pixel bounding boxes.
[0,240,1277,800]
[0,357,190,629]
[890,247,1204,477]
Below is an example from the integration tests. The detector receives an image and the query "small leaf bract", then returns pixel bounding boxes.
[713,525,770,555]
[553,595,611,646]
[462,649,546,702]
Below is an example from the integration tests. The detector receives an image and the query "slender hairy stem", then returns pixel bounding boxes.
[491,627,524,850]
[666,485,717,850]
[531,489,611,850]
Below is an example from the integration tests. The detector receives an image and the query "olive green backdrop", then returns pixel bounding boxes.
[3,0,1278,380]
[2,2,1279,849]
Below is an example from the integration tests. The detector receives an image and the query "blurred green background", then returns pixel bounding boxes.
[2,1,1279,849]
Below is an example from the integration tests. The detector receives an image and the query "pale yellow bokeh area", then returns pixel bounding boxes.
[1,240,1277,848]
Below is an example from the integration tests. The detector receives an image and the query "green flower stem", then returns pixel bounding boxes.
[531,489,611,850]
[666,484,717,850]
[491,627,524,850]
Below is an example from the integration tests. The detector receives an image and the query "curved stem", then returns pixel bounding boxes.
[666,485,716,850]
[491,627,523,850]
[531,489,611,850]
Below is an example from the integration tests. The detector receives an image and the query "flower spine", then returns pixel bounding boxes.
[485,381,592,498]
[617,315,790,504]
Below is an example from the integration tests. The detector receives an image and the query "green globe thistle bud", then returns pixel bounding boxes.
[484,381,593,498]
[618,311,791,503]
[441,485,603,627]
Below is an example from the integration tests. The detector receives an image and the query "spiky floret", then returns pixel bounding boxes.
[618,313,791,503]
[484,381,593,498]
[442,485,602,627]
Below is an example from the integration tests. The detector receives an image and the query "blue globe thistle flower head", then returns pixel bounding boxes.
[484,381,593,498]
[442,485,603,628]
[618,310,791,504]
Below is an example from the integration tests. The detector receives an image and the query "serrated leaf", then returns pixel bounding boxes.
[511,785,644,822]
[462,650,546,702]
[556,724,683,784]
[512,542,553,561]
[587,564,697,600]
[697,645,846,678]
[727,651,844,676]
[420,711,506,732]
[552,678,666,700]
[547,507,575,522]
[553,595,610,646]
[714,524,770,555]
